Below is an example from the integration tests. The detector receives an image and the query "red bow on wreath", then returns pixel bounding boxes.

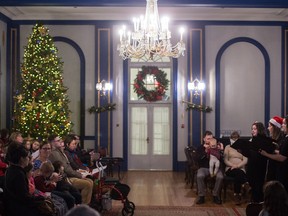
[133,66,169,102]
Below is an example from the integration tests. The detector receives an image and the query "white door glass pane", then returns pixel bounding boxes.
[131,107,147,155]
[153,107,170,155]
[130,68,171,101]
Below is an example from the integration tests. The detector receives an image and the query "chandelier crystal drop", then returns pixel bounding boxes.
[117,0,185,60]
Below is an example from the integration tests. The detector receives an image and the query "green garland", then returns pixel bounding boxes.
[133,66,169,102]
[88,103,116,114]
[186,103,212,113]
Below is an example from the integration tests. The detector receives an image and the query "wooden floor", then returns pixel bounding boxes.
[116,171,249,208]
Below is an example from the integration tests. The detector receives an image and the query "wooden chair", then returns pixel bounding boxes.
[221,167,235,202]
[246,202,263,216]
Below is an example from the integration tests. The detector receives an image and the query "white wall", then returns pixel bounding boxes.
[112,24,124,157]
[205,26,281,136]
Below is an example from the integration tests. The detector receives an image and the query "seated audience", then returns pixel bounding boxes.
[206,138,223,177]
[4,142,45,216]
[224,131,249,205]
[69,134,95,167]
[23,137,33,151]
[64,204,100,216]
[33,141,53,176]
[0,128,9,147]
[0,152,8,189]
[64,136,90,172]
[196,131,223,205]
[24,163,47,197]
[48,135,94,205]
[31,139,41,162]
[53,160,82,206]
[34,161,77,209]
[9,131,24,144]
[259,181,288,216]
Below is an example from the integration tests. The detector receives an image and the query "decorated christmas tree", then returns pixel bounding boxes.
[13,23,72,139]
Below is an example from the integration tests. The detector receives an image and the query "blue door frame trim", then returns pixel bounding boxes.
[172,58,178,171]
[215,37,270,137]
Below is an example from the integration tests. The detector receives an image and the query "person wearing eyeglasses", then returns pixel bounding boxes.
[32,141,55,177]
[48,134,93,205]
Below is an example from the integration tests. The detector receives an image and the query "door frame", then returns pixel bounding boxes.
[122,59,178,171]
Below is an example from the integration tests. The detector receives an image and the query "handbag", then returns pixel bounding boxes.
[37,197,57,216]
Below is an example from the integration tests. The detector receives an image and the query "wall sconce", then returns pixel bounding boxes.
[96,80,112,96]
[188,78,205,97]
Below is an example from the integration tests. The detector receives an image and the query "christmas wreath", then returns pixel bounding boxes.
[133,66,169,102]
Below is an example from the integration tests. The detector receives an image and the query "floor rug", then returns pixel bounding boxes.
[101,206,246,216]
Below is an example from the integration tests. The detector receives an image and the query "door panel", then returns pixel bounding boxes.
[128,105,172,170]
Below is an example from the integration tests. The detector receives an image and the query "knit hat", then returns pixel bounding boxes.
[269,116,283,128]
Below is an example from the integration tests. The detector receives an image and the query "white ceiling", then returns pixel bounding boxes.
[1,6,288,21]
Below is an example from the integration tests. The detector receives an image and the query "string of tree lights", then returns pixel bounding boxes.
[13,23,72,139]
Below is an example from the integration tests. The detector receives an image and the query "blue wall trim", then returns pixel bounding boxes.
[7,24,20,130]
[0,12,11,23]
[283,27,288,116]
[123,60,129,170]
[215,37,270,137]
[53,36,86,143]
[95,29,111,152]
[173,58,178,171]
[1,0,288,7]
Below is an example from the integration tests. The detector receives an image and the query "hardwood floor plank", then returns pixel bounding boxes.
[114,171,249,208]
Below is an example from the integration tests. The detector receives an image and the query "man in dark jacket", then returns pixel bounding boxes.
[195,131,223,205]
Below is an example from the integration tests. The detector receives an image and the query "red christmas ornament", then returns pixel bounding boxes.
[35,124,39,129]
[38,88,43,93]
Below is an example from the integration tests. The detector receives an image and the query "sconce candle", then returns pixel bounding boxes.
[96,80,112,96]
[188,78,205,97]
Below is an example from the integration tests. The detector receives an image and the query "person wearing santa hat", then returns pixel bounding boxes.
[266,116,284,181]
[260,115,288,192]
[269,116,284,141]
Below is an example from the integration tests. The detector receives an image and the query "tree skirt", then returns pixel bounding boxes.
[101,206,246,216]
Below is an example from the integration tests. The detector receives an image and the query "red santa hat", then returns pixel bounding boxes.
[269,116,283,128]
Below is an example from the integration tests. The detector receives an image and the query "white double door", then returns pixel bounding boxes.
[128,104,172,170]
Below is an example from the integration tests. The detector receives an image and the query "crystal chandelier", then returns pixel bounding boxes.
[117,0,185,60]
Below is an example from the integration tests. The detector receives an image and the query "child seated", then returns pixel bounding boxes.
[34,161,80,209]
[206,138,224,177]
[24,163,48,197]
[52,160,82,206]
[30,140,41,162]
